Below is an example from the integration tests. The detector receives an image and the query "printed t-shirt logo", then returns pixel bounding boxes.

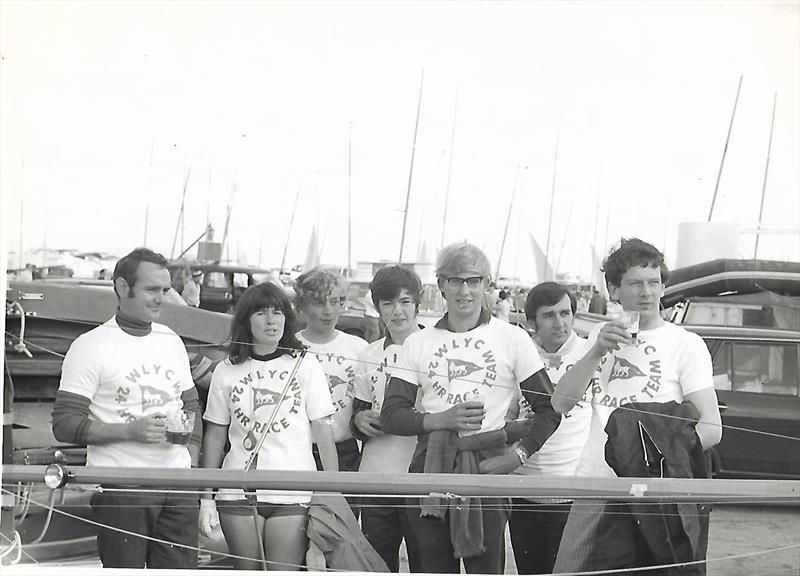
[139,385,171,410]
[609,357,646,382]
[252,387,292,411]
[447,358,482,382]
[327,374,348,391]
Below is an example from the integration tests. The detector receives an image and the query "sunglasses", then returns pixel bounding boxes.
[445,276,484,289]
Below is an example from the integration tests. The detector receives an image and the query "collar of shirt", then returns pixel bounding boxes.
[434,308,492,332]
[534,331,578,369]
[115,309,152,337]
[383,323,427,349]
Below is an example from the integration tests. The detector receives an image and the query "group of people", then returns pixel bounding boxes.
[51,237,721,574]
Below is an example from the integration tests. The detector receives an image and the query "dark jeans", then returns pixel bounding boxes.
[91,486,199,568]
[361,496,422,572]
[509,499,571,574]
[404,496,511,574]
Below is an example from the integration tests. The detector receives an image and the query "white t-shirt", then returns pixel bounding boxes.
[354,337,417,473]
[514,332,592,478]
[495,299,512,322]
[394,317,545,435]
[58,318,195,469]
[296,330,369,443]
[204,354,334,503]
[576,321,714,478]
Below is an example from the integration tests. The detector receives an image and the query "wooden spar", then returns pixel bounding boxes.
[543,136,559,281]
[170,167,191,259]
[440,90,459,249]
[398,69,424,264]
[347,122,353,277]
[495,163,521,281]
[6,465,798,504]
[754,92,777,259]
[279,183,302,273]
[708,75,743,222]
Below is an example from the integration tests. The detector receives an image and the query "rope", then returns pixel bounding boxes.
[2,485,797,574]
[0,531,23,564]
[8,326,797,444]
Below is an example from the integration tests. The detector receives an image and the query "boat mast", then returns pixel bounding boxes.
[495,162,521,282]
[170,167,191,259]
[143,141,154,246]
[543,136,559,281]
[280,183,302,273]
[440,90,458,249]
[707,75,743,222]
[347,122,352,277]
[754,92,777,258]
[220,181,236,263]
[398,69,424,264]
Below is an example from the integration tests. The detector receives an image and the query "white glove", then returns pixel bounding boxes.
[199,498,220,538]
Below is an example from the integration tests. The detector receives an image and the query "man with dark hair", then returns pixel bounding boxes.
[381,242,560,574]
[52,247,202,568]
[552,238,721,573]
[352,265,424,572]
[507,282,592,574]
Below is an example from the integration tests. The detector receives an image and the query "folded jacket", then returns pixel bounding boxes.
[419,429,508,558]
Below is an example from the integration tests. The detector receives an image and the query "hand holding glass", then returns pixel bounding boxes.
[165,410,195,445]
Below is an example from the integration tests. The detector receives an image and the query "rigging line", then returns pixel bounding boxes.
[7,483,791,509]
[555,543,800,576]
[3,491,796,576]
[72,484,797,508]
[0,530,27,565]
[7,334,799,443]
[0,486,319,572]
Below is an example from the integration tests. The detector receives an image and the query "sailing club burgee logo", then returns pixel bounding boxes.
[446,358,483,382]
[609,357,647,382]
[326,374,348,391]
[252,387,292,411]
[139,384,172,410]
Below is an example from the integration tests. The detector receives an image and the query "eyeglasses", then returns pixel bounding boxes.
[445,276,484,289]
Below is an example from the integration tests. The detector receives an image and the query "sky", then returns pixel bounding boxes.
[1,1,799,284]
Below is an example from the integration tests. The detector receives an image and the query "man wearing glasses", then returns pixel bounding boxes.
[295,266,369,475]
[381,242,560,574]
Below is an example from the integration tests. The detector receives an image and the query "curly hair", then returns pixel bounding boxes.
[226,282,304,364]
[293,266,346,310]
[602,238,669,288]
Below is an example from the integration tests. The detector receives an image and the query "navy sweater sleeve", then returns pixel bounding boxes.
[517,368,561,455]
[380,377,425,436]
[181,387,203,449]
[52,390,92,445]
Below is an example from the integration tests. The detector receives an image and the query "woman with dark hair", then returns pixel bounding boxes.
[198,282,338,570]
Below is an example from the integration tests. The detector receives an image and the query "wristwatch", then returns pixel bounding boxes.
[513,445,529,465]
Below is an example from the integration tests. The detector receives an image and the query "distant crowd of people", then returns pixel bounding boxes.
[51,238,721,573]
